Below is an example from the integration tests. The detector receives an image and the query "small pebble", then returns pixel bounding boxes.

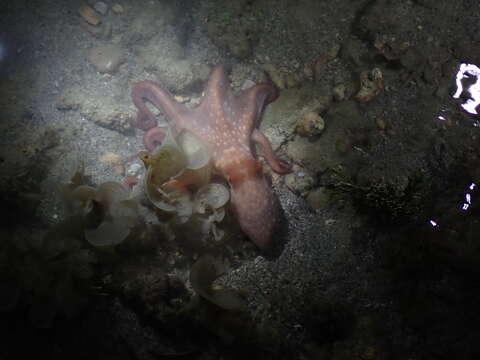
[127,163,143,177]
[296,112,325,137]
[94,1,108,15]
[99,152,122,165]
[78,5,101,26]
[174,95,190,103]
[375,116,387,131]
[112,3,124,14]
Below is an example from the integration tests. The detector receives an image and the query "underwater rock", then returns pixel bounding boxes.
[296,111,325,137]
[355,68,384,103]
[286,136,326,174]
[81,106,133,133]
[88,44,124,74]
[262,64,286,89]
[284,167,316,198]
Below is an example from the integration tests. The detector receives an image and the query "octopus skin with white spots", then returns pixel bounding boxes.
[131,65,290,249]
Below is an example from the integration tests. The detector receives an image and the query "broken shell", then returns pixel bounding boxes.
[194,183,230,214]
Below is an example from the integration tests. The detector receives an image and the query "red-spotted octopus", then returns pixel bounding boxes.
[131,64,290,249]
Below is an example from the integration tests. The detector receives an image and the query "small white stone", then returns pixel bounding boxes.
[127,162,142,176]
[94,1,108,15]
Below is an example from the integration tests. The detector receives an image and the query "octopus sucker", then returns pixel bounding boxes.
[131,64,291,249]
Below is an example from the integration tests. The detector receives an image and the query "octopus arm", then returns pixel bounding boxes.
[235,82,279,130]
[131,80,190,130]
[252,129,291,174]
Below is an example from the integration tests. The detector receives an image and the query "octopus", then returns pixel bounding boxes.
[131,64,290,249]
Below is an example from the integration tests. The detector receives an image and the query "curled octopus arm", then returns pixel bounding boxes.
[131,80,189,131]
[252,129,291,174]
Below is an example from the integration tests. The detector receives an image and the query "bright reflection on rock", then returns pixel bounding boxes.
[453,63,480,115]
